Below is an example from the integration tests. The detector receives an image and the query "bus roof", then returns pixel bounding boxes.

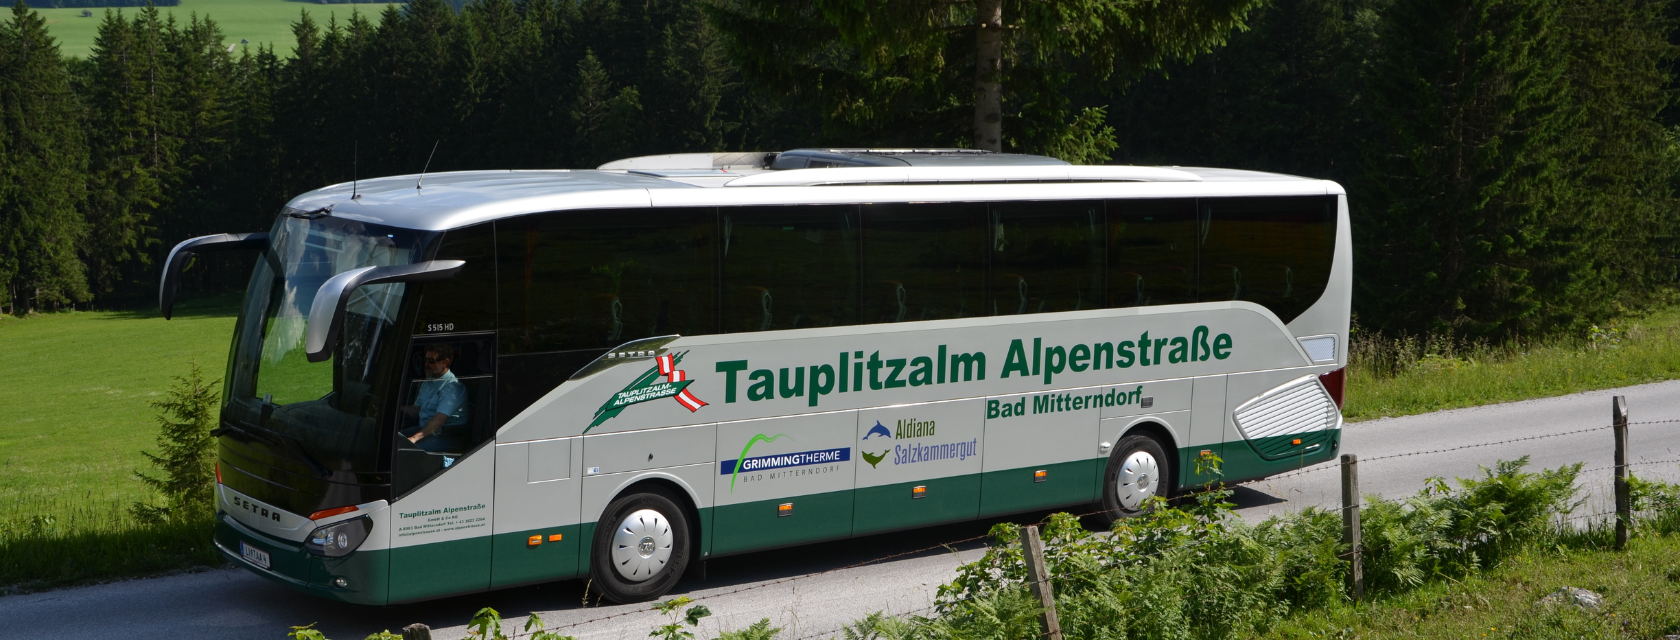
[286,150,1343,232]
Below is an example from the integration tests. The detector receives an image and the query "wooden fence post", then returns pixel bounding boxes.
[1341,453,1363,600]
[1020,525,1062,640]
[1614,395,1631,550]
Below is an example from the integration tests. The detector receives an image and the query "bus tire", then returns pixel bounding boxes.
[1097,433,1171,525]
[589,488,692,603]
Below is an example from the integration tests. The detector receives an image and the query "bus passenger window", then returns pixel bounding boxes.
[988,201,1104,315]
[496,208,717,354]
[1197,196,1337,324]
[393,336,495,497]
[720,205,859,332]
[1107,199,1197,308]
[862,203,987,323]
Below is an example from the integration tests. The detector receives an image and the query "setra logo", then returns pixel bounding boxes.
[230,495,282,522]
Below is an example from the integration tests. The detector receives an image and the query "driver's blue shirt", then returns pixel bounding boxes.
[418,370,469,427]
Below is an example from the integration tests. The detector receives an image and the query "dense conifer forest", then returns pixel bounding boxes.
[1,0,1675,341]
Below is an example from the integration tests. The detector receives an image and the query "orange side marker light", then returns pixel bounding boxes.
[548,534,563,542]
[527,535,542,546]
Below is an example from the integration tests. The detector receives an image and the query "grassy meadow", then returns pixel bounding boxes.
[1344,308,1680,421]
[34,0,401,60]
[1259,533,1680,640]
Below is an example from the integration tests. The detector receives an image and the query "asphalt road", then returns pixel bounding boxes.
[6,380,1680,640]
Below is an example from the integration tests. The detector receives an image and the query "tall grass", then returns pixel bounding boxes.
[0,493,218,592]
[1345,309,1680,420]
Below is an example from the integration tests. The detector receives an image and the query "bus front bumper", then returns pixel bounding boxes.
[215,512,389,605]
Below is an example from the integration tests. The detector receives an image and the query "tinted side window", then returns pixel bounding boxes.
[1198,196,1337,323]
[862,203,988,323]
[720,205,859,332]
[497,208,718,354]
[413,223,497,335]
[1107,199,1197,308]
[989,201,1105,315]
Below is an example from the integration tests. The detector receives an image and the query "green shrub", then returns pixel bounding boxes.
[1361,457,1581,593]
[131,362,220,524]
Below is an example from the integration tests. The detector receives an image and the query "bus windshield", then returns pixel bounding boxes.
[224,213,436,478]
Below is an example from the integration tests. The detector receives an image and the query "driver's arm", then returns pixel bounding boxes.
[408,412,450,442]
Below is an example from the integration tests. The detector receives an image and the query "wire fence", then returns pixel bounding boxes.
[498,413,1680,640]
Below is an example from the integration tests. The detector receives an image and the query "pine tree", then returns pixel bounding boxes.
[0,0,90,314]
[1547,0,1680,321]
[1360,0,1579,337]
[705,0,1264,159]
[132,362,220,524]
[638,2,734,154]
[571,49,642,166]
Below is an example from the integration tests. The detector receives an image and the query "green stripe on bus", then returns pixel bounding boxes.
[977,460,1100,516]
[389,536,492,603]
[489,524,583,588]
[710,490,856,556]
[853,475,982,536]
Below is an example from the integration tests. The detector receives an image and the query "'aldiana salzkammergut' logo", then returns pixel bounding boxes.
[588,352,706,432]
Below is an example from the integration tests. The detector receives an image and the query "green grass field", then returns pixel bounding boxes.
[1345,309,1680,421]
[35,0,401,60]
[0,297,237,515]
[1260,534,1680,639]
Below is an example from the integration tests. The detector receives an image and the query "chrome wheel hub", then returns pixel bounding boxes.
[611,508,673,582]
[1116,450,1160,510]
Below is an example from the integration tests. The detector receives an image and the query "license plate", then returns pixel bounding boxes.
[240,541,272,570]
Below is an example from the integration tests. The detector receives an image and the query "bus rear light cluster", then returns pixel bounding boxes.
[214,463,222,484]
[306,516,371,558]
[1319,367,1346,410]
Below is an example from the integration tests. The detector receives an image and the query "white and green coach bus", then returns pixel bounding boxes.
[160,148,1349,605]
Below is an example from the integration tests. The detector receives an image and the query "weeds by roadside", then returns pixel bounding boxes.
[1346,308,1680,420]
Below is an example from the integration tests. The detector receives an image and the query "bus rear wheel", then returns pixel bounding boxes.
[1097,434,1171,525]
[589,488,691,603]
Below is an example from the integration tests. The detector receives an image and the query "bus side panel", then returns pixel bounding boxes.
[1184,375,1229,487]
[387,447,495,602]
[711,412,857,555]
[978,391,1099,516]
[489,438,583,588]
[852,399,984,536]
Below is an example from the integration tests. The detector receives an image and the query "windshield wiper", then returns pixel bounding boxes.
[212,422,273,445]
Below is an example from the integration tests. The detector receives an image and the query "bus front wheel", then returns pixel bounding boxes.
[1098,434,1171,525]
[589,488,692,603]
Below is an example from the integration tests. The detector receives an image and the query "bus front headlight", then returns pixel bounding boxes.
[306,516,372,558]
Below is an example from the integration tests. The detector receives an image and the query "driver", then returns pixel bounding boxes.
[399,344,470,452]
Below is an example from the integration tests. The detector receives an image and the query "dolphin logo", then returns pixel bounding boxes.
[861,450,888,468]
[863,422,892,440]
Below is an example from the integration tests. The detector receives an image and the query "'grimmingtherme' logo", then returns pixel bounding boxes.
[720,433,851,492]
[588,352,706,432]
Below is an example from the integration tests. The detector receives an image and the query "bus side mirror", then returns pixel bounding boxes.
[159,232,269,319]
[304,260,466,363]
